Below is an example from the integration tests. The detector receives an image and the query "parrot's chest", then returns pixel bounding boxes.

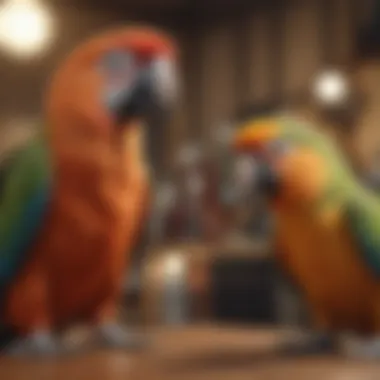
[276,207,376,329]
[45,159,149,321]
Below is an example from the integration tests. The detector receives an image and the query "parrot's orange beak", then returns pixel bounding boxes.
[230,120,283,200]
[233,120,280,152]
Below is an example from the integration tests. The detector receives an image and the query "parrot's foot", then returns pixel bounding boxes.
[341,335,380,359]
[4,330,63,357]
[95,323,147,351]
[277,331,338,356]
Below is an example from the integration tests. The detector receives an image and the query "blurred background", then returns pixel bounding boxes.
[2,0,380,368]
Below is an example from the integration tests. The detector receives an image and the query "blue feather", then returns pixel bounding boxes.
[0,183,51,286]
[346,201,380,278]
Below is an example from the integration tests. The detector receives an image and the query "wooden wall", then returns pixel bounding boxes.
[1,0,379,166]
[175,0,368,159]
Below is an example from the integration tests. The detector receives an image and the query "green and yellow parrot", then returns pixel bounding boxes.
[231,108,380,357]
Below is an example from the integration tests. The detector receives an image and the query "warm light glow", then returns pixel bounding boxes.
[0,0,54,58]
[164,252,186,279]
[313,70,349,106]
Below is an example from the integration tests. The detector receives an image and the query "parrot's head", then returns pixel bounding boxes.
[45,26,177,151]
[231,112,354,208]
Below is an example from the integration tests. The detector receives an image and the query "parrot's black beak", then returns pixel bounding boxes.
[101,50,177,177]
[255,161,281,198]
[112,57,177,126]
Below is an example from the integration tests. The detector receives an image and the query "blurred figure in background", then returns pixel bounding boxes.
[215,106,277,244]
[152,142,230,244]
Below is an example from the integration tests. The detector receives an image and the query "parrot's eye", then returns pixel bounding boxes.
[266,139,293,157]
[103,50,134,71]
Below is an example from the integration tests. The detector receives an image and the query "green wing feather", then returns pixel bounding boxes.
[344,188,380,277]
[0,132,52,286]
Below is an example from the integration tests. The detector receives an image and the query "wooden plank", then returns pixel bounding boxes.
[247,11,273,102]
[180,29,203,141]
[283,0,322,98]
[199,24,236,141]
[333,0,356,65]
[319,0,335,65]
[2,327,380,379]
[269,1,286,101]
[233,15,252,108]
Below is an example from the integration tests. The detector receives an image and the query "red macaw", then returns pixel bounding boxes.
[0,26,178,356]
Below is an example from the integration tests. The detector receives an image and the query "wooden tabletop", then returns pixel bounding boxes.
[1,325,379,380]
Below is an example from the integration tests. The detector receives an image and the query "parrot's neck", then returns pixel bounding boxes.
[54,122,149,196]
[118,122,149,170]
[273,179,368,228]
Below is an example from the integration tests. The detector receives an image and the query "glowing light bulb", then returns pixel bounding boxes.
[313,70,349,106]
[0,0,54,58]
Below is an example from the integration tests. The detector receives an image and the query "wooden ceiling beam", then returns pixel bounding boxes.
[51,0,186,15]
[50,0,292,32]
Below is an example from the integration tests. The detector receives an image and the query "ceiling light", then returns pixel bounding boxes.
[312,69,349,106]
[0,0,54,58]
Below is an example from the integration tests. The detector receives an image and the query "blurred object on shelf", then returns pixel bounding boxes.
[161,249,190,325]
[141,240,308,328]
[142,243,209,326]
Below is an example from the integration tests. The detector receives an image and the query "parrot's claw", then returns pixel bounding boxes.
[95,323,148,351]
[341,335,380,359]
[277,331,338,356]
[4,331,62,357]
